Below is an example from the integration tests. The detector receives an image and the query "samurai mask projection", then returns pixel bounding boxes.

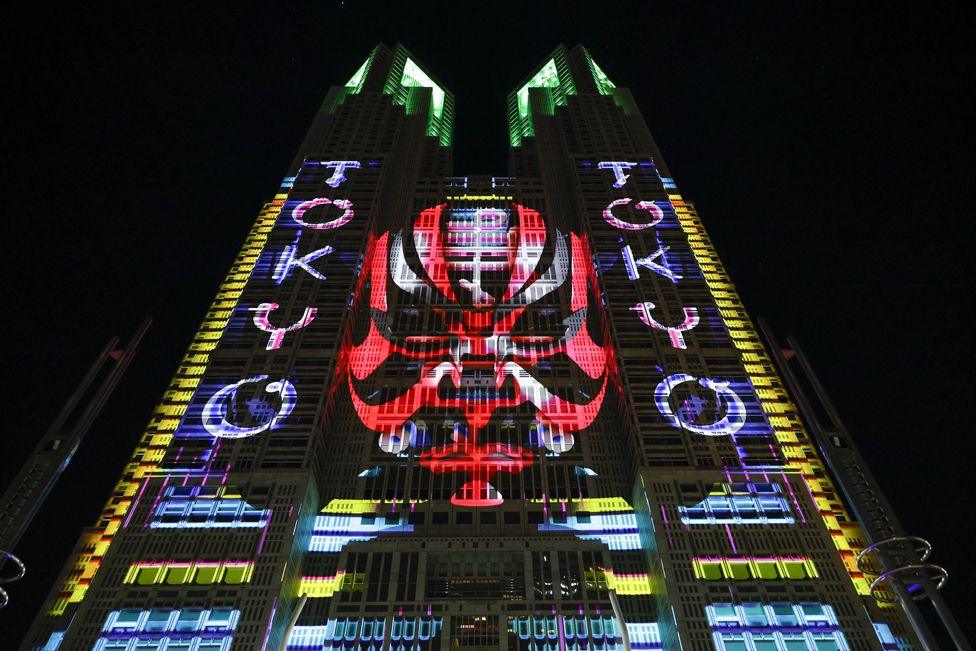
[341,203,614,506]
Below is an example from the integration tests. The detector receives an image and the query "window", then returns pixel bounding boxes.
[144,610,171,632]
[740,604,767,626]
[726,561,750,580]
[112,610,142,630]
[770,604,798,627]
[781,636,809,651]
[176,609,202,631]
[800,603,831,625]
[781,561,808,579]
[135,566,162,585]
[718,635,748,651]
[711,603,739,625]
[194,565,221,585]
[223,564,250,584]
[752,635,778,651]
[754,561,778,579]
[165,564,191,585]
[697,561,723,580]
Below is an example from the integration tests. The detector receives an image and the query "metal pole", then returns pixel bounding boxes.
[277,594,308,651]
[787,334,970,651]
[756,319,942,649]
[608,588,631,651]
[0,337,118,550]
[0,319,151,607]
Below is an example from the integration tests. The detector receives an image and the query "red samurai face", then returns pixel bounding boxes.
[341,203,613,506]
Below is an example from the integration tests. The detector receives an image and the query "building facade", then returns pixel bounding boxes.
[22,44,919,651]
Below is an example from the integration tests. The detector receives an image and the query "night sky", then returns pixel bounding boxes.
[2,3,971,643]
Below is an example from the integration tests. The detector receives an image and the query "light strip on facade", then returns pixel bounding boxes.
[665,187,874,595]
[48,194,285,615]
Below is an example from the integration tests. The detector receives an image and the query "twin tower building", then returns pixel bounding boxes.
[23,44,921,651]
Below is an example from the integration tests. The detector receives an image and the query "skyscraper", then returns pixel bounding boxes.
[20,43,932,650]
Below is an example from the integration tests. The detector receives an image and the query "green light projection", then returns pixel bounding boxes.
[516,59,560,121]
[346,55,371,93]
[508,52,577,147]
[584,49,616,96]
[401,58,445,126]
[383,48,454,147]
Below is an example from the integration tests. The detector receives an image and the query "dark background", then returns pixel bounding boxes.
[1,2,971,643]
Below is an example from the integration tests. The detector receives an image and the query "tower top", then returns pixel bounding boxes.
[506,44,620,147]
[330,43,455,147]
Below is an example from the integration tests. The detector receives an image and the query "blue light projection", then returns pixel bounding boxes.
[201,376,297,439]
[252,303,317,350]
[655,374,747,437]
[538,511,641,551]
[680,483,794,525]
[706,602,849,651]
[272,236,334,284]
[873,622,910,650]
[38,632,64,651]
[308,513,414,553]
[287,617,442,651]
[320,160,362,187]
[622,244,682,283]
[95,608,238,651]
[630,302,699,349]
[150,486,269,529]
[508,616,661,650]
[597,161,637,187]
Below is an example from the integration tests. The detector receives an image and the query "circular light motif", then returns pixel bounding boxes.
[654,373,746,436]
[202,375,297,439]
[291,198,354,230]
[603,198,664,231]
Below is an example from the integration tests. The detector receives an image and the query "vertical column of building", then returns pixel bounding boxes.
[281,45,463,651]
[508,46,917,650]
[20,191,286,650]
[20,43,453,651]
[502,47,664,650]
[20,158,375,650]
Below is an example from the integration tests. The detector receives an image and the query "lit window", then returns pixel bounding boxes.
[770,604,798,627]
[799,603,831,625]
[753,561,778,579]
[740,604,767,626]
[135,566,161,586]
[781,560,809,579]
[752,635,778,651]
[782,635,809,651]
[726,561,750,580]
[194,565,220,585]
[112,610,142,630]
[718,634,748,651]
[165,564,191,585]
[144,610,171,632]
[711,604,740,625]
[697,561,723,580]
[176,609,202,632]
[223,564,250,584]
